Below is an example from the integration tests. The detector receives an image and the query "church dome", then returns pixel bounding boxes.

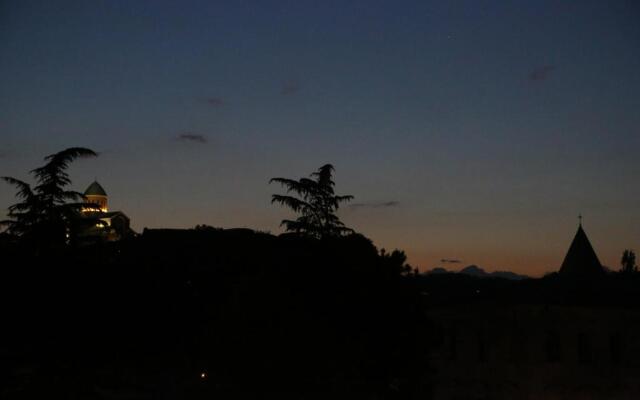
[85,181,107,196]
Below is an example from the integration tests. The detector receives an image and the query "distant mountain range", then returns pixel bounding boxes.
[427,265,530,280]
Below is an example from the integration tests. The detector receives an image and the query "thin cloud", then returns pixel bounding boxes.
[529,65,555,81]
[280,81,300,96]
[175,133,207,143]
[202,97,225,107]
[440,259,462,264]
[349,201,399,210]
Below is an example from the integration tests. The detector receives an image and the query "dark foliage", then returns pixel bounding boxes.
[621,249,637,274]
[270,164,354,238]
[1,147,100,251]
[1,229,429,399]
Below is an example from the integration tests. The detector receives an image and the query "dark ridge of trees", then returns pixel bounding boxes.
[270,164,354,239]
[2,151,431,399]
[1,228,430,399]
[5,150,640,399]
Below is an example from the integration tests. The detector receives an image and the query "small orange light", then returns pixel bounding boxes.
[200,372,207,379]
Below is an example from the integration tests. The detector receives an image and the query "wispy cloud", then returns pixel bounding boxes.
[202,97,225,107]
[529,65,555,81]
[349,201,399,210]
[175,133,207,143]
[280,81,300,96]
[440,258,462,264]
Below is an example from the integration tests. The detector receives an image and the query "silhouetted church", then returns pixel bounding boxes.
[559,221,604,277]
[420,220,640,400]
[81,181,133,241]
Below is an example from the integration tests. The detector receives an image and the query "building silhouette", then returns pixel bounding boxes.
[81,181,133,241]
[421,221,640,399]
[84,180,108,212]
[559,221,604,277]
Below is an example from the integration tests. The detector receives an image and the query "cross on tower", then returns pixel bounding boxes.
[578,214,582,226]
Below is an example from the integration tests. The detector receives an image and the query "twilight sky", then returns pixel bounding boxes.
[1,0,639,276]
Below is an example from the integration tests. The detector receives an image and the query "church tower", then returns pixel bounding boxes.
[84,181,108,212]
[559,218,604,277]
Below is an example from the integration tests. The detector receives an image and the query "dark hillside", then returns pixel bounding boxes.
[1,229,429,399]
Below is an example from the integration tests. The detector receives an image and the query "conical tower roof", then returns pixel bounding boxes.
[559,223,603,276]
[84,181,107,196]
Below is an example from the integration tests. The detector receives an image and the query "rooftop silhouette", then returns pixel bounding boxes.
[559,222,604,277]
[84,180,107,196]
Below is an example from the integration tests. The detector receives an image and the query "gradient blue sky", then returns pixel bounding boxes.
[1,0,639,275]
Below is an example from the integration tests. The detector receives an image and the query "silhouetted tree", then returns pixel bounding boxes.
[380,248,415,276]
[2,147,99,249]
[621,249,637,274]
[270,164,354,238]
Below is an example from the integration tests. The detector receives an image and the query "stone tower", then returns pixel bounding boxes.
[84,181,108,212]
